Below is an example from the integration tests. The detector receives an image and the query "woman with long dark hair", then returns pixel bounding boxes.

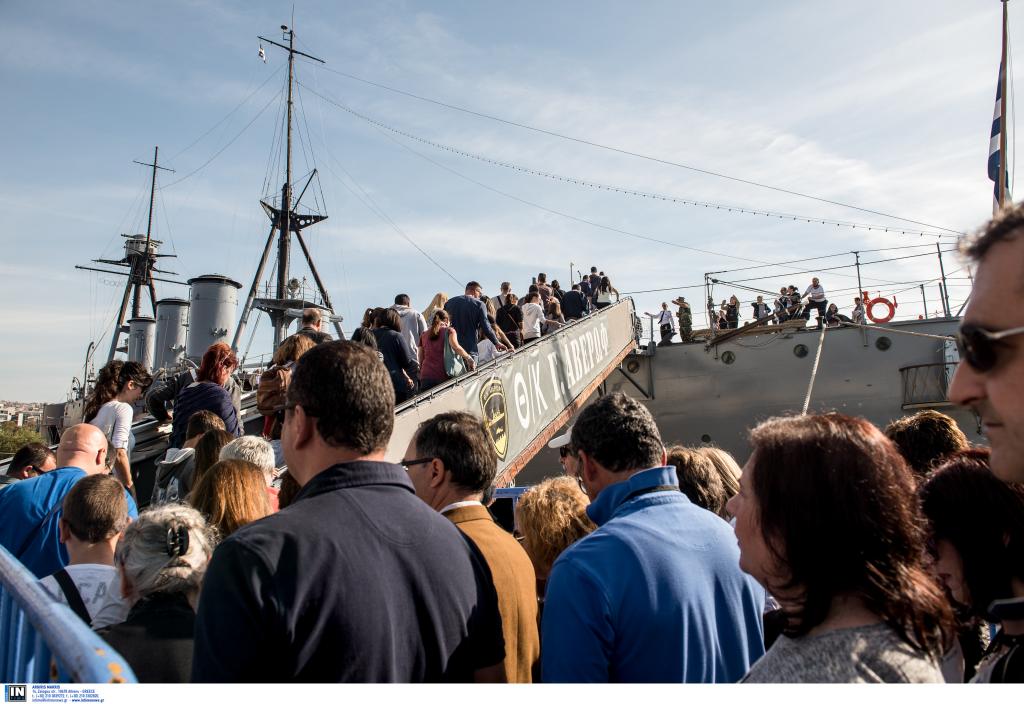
[85,360,152,492]
[418,309,474,392]
[593,276,619,310]
[496,292,524,348]
[729,413,952,682]
[371,307,420,403]
[919,449,1024,682]
[169,343,240,449]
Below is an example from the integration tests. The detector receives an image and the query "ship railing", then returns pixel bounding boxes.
[900,362,958,409]
[0,545,137,683]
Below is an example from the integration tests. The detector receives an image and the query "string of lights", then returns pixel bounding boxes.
[303,66,967,236]
[299,81,958,240]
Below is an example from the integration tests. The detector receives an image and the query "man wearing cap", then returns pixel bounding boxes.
[296,307,333,345]
[541,393,765,682]
[672,297,692,341]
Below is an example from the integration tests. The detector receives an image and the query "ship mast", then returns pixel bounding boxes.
[75,147,177,363]
[999,0,1010,210]
[233,21,344,351]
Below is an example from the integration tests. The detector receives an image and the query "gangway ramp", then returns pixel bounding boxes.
[386,299,639,485]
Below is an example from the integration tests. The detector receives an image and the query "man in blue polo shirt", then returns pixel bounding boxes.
[443,281,507,361]
[541,393,765,682]
[0,424,138,578]
[192,342,506,682]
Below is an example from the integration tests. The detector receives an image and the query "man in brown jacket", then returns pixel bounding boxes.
[404,411,540,682]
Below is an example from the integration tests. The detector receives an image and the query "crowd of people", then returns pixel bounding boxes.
[643,276,868,346]
[0,208,1023,684]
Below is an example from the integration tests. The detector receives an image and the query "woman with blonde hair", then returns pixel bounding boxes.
[422,292,448,325]
[515,477,596,583]
[698,446,742,511]
[189,459,270,537]
[97,504,217,682]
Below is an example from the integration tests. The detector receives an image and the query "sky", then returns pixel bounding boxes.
[0,0,1017,401]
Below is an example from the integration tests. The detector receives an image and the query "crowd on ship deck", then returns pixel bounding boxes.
[1,209,1024,684]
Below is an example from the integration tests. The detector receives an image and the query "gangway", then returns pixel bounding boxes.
[386,299,639,485]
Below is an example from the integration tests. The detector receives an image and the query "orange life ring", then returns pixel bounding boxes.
[866,296,896,324]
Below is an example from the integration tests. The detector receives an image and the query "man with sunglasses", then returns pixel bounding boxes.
[0,442,56,490]
[949,205,1024,483]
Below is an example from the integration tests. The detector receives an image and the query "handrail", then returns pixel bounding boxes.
[0,545,137,683]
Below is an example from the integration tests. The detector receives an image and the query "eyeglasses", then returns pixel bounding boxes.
[400,457,433,470]
[954,323,1024,372]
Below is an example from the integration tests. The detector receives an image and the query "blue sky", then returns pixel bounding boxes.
[0,0,1015,401]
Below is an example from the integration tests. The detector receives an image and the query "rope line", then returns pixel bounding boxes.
[802,325,828,415]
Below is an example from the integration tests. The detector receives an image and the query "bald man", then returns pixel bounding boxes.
[0,424,138,577]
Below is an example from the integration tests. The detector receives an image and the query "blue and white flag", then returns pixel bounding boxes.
[989,59,1011,214]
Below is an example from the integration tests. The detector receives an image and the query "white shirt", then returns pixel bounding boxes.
[39,564,129,629]
[89,400,135,452]
[522,302,544,339]
[440,500,483,515]
[477,339,498,363]
[804,284,826,302]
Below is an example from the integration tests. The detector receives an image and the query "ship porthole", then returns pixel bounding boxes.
[721,351,736,365]
[793,344,809,358]
[701,434,711,443]
[875,336,892,351]
[626,359,641,374]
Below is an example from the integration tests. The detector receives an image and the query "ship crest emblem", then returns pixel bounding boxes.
[479,378,508,461]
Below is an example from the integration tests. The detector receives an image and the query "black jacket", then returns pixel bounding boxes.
[371,328,420,401]
[562,290,589,320]
[97,591,196,683]
[295,326,334,345]
[192,461,504,682]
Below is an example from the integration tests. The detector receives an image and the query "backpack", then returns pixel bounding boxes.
[257,363,292,415]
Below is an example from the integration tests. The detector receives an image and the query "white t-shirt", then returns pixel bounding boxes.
[804,285,826,303]
[522,303,544,339]
[39,564,129,629]
[477,339,499,363]
[89,401,135,452]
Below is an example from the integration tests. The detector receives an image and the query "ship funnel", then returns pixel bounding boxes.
[186,275,242,361]
[154,298,189,371]
[127,316,156,371]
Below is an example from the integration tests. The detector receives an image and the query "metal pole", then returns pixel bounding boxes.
[853,251,863,300]
[938,283,947,319]
[274,27,296,348]
[920,284,928,319]
[295,229,345,340]
[936,243,951,317]
[999,0,1010,211]
[232,224,279,351]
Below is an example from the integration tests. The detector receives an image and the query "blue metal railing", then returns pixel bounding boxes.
[0,545,137,683]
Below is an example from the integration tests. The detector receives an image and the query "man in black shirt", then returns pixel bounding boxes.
[191,342,505,682]
[562,284,590,320]
[294,307,333,344]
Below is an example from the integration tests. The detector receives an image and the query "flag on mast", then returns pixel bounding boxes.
[989,58,1011,214]
[259,43,267,63]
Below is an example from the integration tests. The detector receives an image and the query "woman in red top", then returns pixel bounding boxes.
[418,309,475,391]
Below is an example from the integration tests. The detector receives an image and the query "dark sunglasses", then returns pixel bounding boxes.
[954,323,1024,372]
[558,447,573,459]
[400,457,433,470]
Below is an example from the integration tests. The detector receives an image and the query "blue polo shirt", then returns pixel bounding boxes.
[541,466,766,683]
[192,460,505,682]
[0,467,139,578]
